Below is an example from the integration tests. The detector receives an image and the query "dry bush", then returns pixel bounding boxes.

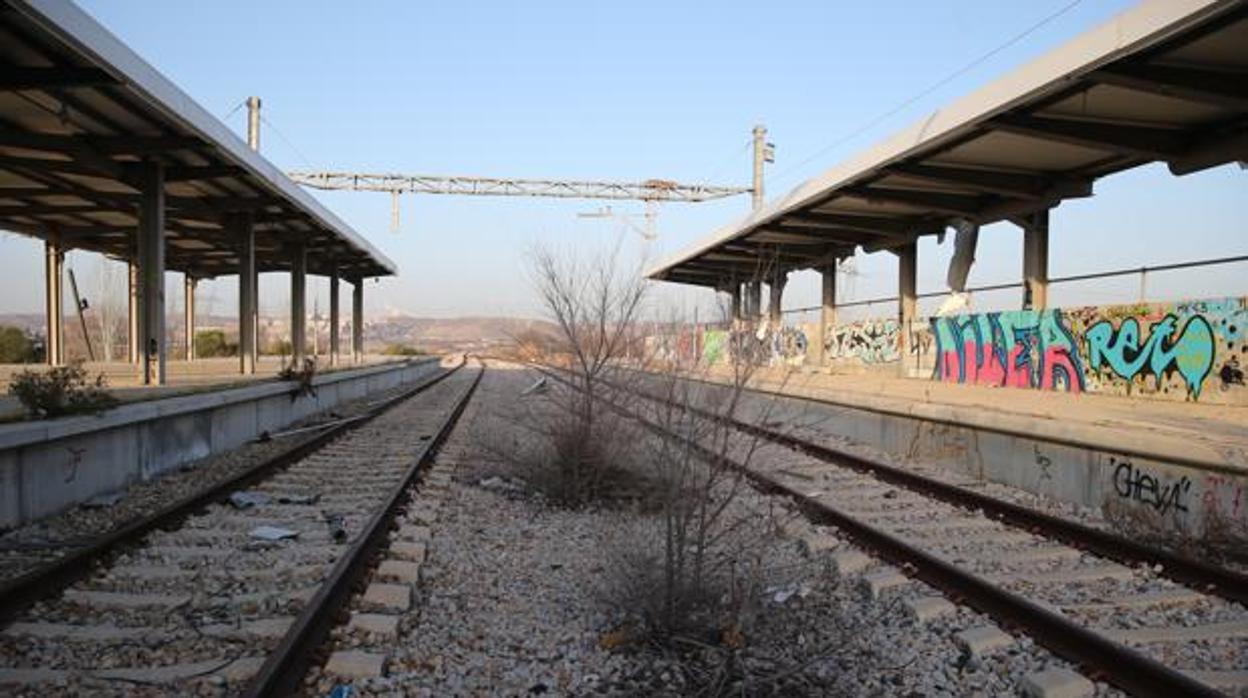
[497,239,649,507]
[8,360,118,419]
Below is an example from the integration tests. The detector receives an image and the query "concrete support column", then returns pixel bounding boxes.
[137,161,166,385]
[183,275,196,362]
[815,263,837,367]
[768,272,787,326]
[1021,209,1050,310]
[746,281,762,323]
[351,279,364,363]
[896,242,917,371]
[236,214,257,375]
[290,244,307,365]
[329,268,340,366]
[44,239,64,366]
[127,260,139,364]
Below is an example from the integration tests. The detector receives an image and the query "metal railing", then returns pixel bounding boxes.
[781,253,1248,316]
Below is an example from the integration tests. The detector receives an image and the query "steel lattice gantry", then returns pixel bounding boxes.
[0,0,395,381]
[287,172,751,203]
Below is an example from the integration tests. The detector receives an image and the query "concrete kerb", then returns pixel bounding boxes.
[0,358,439,529]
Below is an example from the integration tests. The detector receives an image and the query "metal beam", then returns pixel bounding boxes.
[781,212,920,236]
[1089,63,1248,111]
[0,66,117,91]
[887,163,1091,200]
[989,114,1188,159]
[846,186,983,218]
[0,128,201,155]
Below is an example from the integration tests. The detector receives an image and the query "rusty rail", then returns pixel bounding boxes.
[0,359,465,624]
[534,363,1231,697]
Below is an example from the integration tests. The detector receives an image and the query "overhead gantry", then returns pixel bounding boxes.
[647,0,1248,370]
[0,0,396,383]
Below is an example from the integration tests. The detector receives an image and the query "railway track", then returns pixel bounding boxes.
[538,365,1248,697]
[0,357,484,696]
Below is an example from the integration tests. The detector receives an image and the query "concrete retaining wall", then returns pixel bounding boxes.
[0,358,440,529]
[766,391,1248,546]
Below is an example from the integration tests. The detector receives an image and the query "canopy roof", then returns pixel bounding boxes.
[648,0,1248,287]
[0,0,396,279]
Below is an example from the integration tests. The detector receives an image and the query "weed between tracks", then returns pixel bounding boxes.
[472,242,878,695]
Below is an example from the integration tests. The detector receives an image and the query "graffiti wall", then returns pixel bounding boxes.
[931,297,1247,404]
[825,318,901,364]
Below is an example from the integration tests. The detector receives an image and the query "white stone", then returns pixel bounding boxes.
[1020,668,1095,698]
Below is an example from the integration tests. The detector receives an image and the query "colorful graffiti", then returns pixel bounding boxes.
[701,329,727,365]
[930,297,1246,403]
[769,326,809,365]
[1085,314,1214,399]
[932,310,1085,392]
[826,319,901,364]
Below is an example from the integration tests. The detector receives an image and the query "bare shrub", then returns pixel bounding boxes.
[278,356,318,401]
[8,360,118,419]
[508,240,649,507]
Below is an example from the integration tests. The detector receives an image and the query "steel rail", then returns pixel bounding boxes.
[613,368,1248,604]
[532,364,1228,697]
[0,358,465,624]
[242,360,484,697]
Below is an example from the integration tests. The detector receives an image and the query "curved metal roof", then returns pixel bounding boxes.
[0,0,396,279]
[648,0,1248,287]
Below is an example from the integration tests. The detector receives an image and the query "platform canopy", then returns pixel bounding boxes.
[648,0,1248,287]
[0,0,396,279]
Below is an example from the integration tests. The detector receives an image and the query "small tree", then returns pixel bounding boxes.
[0,326,35,363]
[194,329,238,358]
[525,239,649,506]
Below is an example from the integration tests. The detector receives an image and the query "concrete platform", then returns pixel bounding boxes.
[701,365,1248,545]
[0,356,441,528]
[0,355,406,422]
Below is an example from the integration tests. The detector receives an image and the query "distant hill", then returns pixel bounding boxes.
[0,311,560,354]
[367,316,560,351]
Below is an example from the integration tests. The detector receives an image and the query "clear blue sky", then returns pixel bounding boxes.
[1,0,1243,321]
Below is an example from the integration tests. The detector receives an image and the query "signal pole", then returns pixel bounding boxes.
[246,96,261,152]
[752,124,773,211]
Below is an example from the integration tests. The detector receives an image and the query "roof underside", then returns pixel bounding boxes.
[0,0,395,279]
[649,0,1248,287]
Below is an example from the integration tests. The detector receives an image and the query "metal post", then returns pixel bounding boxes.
[352,279,364,363]
[44,239,64,366]
[246,96,261,152]
[290,244,307,365]
[329,268,340,366]
[236,213,257,374]
[137,161,166,385]
[752,124,767,211]
[1021,209,1050,310]
[183,274,196,362]
[816,263,837,368]
[768,272,786,325]
[127,260,139,364]
[68,267,94,362]
[730,286,742,323]
[897,242,918,374]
